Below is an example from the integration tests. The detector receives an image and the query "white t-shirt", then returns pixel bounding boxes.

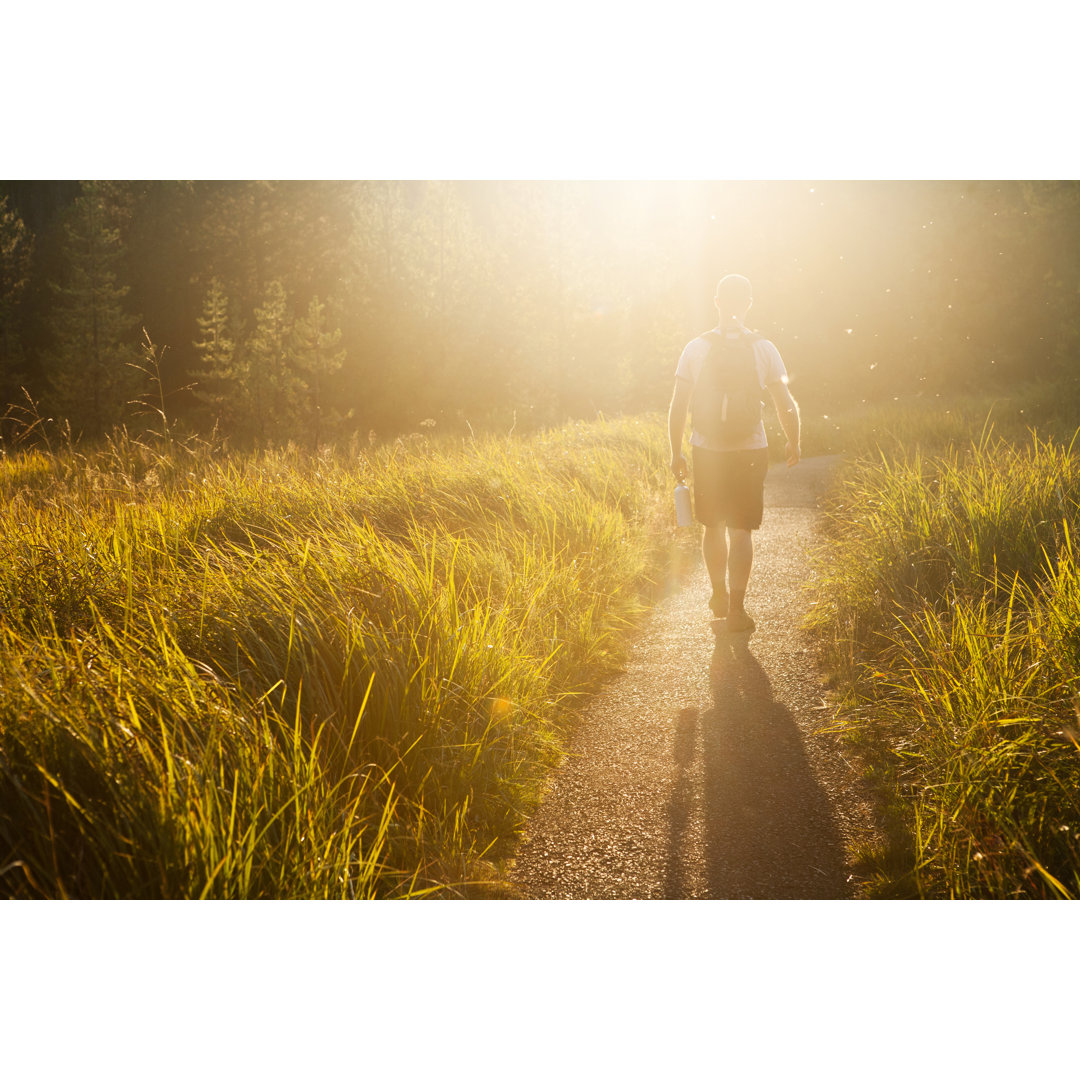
[675,325,788,451]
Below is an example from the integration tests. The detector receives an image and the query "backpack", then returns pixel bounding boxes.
[691,329,764,443]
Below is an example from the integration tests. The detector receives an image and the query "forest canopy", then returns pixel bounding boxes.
[1,180,1077,447]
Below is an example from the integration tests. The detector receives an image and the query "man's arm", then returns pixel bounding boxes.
[668,377,693,479]
[767,379,801,466]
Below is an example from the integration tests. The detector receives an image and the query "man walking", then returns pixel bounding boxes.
[668,274,800,632]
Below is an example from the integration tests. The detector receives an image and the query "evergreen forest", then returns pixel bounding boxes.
[3,180,1079,449]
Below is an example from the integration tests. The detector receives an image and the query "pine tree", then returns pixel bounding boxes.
[291,294,345,450]
[45,181,141,437]
[0,195,34,407]
[192,276,248,433]
[247,279,302,442]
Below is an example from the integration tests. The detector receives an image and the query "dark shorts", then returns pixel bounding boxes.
[692,446,770,530]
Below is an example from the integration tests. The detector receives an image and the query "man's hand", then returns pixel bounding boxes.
[767,382,801,469]
[668,378,692,483]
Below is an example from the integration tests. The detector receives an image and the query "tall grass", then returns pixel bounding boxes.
[809,421,1080,898]
[0,417,672,898]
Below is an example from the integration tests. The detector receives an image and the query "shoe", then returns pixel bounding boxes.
[709,590,729,618]
[724,609,756,633]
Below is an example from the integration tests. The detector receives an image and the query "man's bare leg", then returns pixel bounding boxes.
[702,524,728,616]
[726,527,755,632]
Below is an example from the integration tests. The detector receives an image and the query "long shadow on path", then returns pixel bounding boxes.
[665,636,851,899]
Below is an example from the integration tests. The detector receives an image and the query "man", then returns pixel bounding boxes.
[668,274,800,633]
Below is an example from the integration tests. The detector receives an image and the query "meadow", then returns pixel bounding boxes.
[0,417,673,898]
[807,380,1080,898]
[6,376,1080,901]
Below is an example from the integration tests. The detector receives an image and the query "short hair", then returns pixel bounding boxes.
[715,274,753,312]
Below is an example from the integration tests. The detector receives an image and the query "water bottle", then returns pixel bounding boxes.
[674,481,693,527]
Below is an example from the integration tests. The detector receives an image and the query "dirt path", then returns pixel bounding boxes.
[508,455,883,900]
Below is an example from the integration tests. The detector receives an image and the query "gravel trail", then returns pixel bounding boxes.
[508,455,882,900]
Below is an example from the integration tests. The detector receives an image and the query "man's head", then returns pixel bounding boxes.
[714,274,753,322]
